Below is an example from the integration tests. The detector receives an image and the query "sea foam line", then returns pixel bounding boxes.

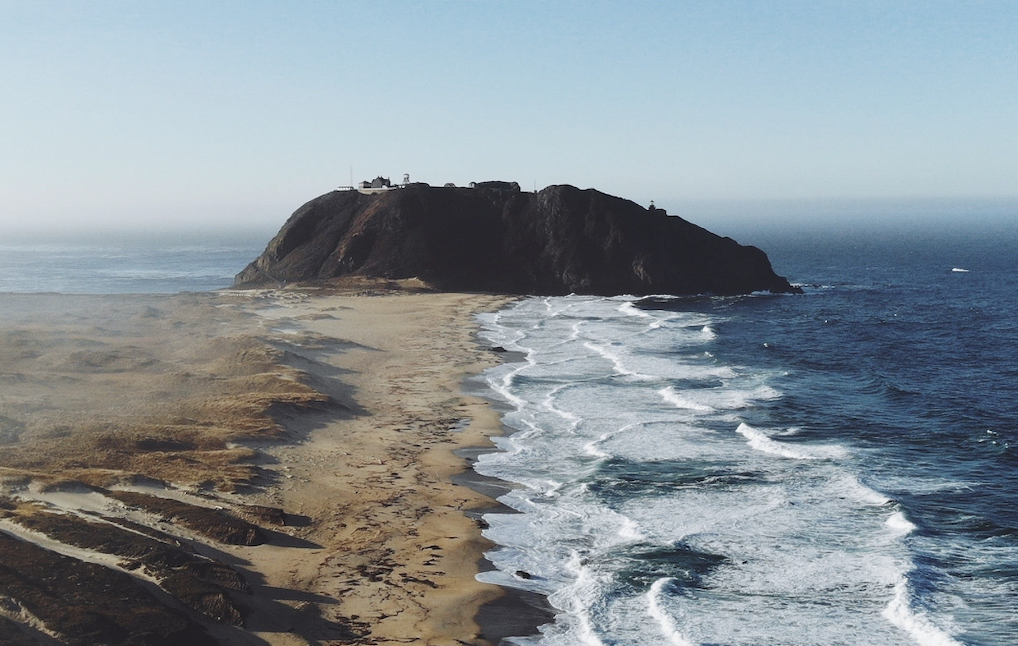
[583,341,656,380]
[883,576,964,646]
[658,386,716,413]
[736,423,847,460]
[647,578,695,646]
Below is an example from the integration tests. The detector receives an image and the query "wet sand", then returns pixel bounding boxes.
[0,284,535,645]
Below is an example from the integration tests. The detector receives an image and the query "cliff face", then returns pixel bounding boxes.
[235,184,798,296]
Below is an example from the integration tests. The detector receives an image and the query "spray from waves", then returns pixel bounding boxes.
[736,423,848,460]
[886,511,918,535]
[883,576,964,646]
[647,578,695,646]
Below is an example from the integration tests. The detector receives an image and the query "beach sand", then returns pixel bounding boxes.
[0,284,524,646]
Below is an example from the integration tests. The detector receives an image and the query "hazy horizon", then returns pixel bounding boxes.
[3,1,1017,238]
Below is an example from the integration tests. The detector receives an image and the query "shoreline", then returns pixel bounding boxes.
[456,357,557,645]
[0,286,547,645]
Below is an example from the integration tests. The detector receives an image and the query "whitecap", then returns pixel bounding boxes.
[658,386,716,413]
[883,576,964,646]
[736,423,847,460]
[647,578,695,646]
[886,511,917,536]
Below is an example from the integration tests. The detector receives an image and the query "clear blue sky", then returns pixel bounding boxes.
[2,1,1016,236]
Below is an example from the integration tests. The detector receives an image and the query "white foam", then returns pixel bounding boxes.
[737,423,847,460]
[582,431,615,459]
[951,268,970,273]
[583,341,656,380]
[658,386,716,413]
[548,551,610,646]
[838,473,892,505]
[542,384,583,429]
[886,512,917,536]
[883,576,964,646]
[618,300,653,319]
[617,515,645,542]
[647,578,695,646]
[475,295,941,645]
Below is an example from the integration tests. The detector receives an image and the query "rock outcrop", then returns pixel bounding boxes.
[236,184,798,296]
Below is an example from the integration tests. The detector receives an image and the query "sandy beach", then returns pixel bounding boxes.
[0,283,520,646]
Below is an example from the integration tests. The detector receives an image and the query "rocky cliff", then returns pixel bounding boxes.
[235,184,798,296]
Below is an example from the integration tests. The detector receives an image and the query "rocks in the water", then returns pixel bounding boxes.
[236,183,799,296]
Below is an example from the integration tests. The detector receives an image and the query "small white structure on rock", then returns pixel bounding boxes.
[357,176,397,194]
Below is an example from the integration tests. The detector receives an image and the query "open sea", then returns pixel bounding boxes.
[474,227,1018,646]
[2,225,1015,645]
[0,234,267,294]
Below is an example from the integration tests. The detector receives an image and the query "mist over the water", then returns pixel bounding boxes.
[0,229,270,294]
[675,197,1018,242]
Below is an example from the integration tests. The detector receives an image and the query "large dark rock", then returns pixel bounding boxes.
[236,184,798,296]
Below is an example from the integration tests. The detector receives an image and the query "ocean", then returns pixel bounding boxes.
[0,233,267,294]
[473,227,1018,646]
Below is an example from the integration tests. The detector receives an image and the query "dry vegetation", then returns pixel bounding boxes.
[0,293,340,645]
[0,293,331,491]
[0,287,513,646]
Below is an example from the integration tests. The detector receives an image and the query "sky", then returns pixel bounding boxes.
[2,0,1017,238]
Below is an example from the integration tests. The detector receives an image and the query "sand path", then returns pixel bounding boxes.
[223,289,513,645]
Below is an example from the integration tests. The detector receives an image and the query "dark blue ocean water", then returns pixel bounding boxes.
[475,228,1018,645]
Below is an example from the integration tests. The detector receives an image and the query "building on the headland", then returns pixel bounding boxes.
[356,176,397,194]
[339,174,526,193]
[469,180,521,192]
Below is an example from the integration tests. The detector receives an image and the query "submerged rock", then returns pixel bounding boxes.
[236,183,798,296]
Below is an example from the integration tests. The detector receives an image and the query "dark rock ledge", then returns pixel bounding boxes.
[236,183,799,296]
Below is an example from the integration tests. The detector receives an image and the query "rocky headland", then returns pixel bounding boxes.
[236,183,798,295]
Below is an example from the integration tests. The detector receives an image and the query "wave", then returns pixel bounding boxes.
[886,511,918,536]
[736,423,847,460]
[583,341,657,380]
[475,294,976,645]
[883,576,964,646]
[658,382,778,415]
[658,386,717,413]
[647,578,695,646]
